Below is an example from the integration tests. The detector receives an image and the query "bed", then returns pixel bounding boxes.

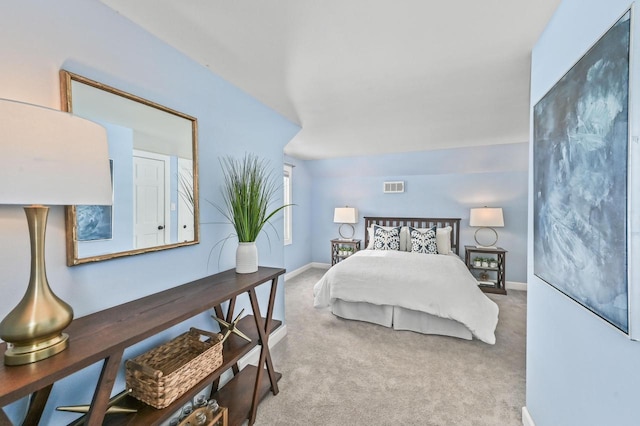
[313,217,499,344]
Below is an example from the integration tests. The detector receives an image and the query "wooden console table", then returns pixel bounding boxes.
[0,267,285,426]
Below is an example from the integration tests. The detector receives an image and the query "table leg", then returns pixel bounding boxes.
[223,298,240,376]
[225,298,240,375]
[0,408,10,426]
[226,298,237,323]
[260,278,279,391]
[20,384,53,426]
[264,277,278,341]
[84,351,123,426]
[213,305,225,320]
[247,278,280,425]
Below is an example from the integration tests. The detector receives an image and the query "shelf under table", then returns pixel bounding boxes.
[96,316,281,426]
[213,365,282,426]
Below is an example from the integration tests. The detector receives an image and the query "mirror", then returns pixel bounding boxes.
[60,70,199,266]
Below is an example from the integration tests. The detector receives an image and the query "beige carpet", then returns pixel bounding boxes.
[253,268,526,426]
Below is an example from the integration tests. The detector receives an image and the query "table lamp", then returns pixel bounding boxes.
[334,207,358,240]
[469,207,504,248]
[0,98,112,366]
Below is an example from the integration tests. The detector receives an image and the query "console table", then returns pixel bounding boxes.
[0,267,285,426]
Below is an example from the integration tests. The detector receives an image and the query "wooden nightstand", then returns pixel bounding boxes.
[464,245,507,295]
[331,239,361,265]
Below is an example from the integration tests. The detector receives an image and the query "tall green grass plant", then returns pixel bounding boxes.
[218,154,289,242]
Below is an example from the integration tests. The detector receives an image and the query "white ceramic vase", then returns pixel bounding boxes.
[236,242,258,274]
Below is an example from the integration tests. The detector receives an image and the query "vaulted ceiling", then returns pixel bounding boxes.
[100,0,560,159]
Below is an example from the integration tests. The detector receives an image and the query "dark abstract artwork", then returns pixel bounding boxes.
[77,160,114,241]
[534,13,630,332]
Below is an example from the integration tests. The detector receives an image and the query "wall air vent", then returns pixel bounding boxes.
[383,181,405,193]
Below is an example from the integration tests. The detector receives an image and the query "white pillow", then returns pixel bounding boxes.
[436,226,453,254]
[411,226,452,254]
[367,225,410,251]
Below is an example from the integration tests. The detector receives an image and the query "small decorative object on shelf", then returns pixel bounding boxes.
[180,402,194,420]
[194,394,207,408]
[464,245,507,295]
[207,399,219,413]
[178,404,228,426]
[331,238,361,266]
[56,388,137,418]
[194,410,208,425]
[211,308,252,344]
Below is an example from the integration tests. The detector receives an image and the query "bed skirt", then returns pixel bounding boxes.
[331,299,472,340]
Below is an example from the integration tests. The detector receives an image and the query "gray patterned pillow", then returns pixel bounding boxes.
[373,225,401,250]
[409,226,438,254]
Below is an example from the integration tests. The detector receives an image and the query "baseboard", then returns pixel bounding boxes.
[285,264,314,280]
[522,406,536,426]
[286,263,330,280]
[507,281,528,291]
[312,262,331,270]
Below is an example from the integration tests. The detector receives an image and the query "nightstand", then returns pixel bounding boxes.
[331,239,361,266]
[464,245,507,294]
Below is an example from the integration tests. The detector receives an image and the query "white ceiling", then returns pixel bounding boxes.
[100,0,560,160]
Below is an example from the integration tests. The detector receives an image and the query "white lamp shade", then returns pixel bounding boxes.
[469,207,504,227]
[0,98,112,206]
[334,207,358,224]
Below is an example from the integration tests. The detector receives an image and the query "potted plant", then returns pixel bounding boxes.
[481,258,489,268]
[218,154,290,274]
[489,259,498,268]
[473,257,483,267]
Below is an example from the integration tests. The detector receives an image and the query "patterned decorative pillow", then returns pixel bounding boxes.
[373,225,401,250]
[409,226,438,254]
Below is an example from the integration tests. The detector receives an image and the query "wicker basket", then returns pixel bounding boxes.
[125,328,224,409]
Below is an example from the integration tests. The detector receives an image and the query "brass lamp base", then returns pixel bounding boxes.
[0,206,74,366]
[4,333,69,366]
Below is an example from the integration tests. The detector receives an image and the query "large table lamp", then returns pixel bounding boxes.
[469,207,504,248]
[0,98,112,366]
[334,207,358,240]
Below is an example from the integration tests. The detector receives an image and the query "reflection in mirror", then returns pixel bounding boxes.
[60,70,199,265]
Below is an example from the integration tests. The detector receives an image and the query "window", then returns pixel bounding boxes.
[283,164,293,245]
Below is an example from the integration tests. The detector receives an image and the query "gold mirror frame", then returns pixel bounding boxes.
[60,70,199,266]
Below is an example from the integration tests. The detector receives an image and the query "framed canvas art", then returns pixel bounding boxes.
[533,12,630,333]
[77,159,114,241]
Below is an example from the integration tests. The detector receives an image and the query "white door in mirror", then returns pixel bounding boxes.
[134,154,167,249]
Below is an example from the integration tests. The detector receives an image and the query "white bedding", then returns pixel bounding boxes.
[313,250,499,344]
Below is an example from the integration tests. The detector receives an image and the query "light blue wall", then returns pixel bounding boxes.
[306,142,529,283]
[527,1,640,425]
[283,155,313,273]
[0,1,299,424]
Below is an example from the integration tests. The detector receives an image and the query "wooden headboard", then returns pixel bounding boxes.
[363,217,462,255]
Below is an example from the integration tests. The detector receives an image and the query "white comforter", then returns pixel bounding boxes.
[313,250,499,344]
